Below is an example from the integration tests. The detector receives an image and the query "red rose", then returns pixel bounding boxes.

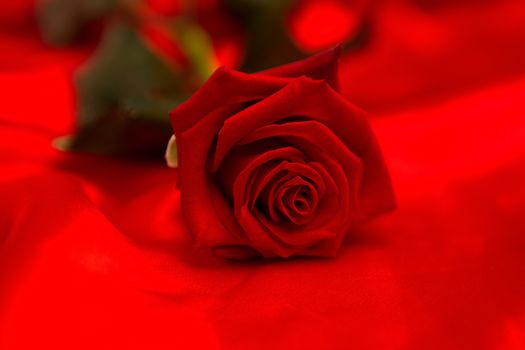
[169,46,395,259]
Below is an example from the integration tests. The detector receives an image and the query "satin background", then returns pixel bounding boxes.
[1,0,525,349]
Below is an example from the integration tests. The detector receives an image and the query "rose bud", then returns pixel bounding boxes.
[168,45,395,259]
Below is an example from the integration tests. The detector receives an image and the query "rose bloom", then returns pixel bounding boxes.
[169,46,395,259]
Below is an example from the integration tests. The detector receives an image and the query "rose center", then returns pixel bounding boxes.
[269,176,319,225]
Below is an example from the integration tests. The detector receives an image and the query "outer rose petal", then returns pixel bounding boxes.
[170,67,290,134]
[260,44,342,91]
[170,46,342,134]
[176,104,249,247]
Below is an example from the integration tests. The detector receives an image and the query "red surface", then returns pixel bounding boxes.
[1,0,525,349]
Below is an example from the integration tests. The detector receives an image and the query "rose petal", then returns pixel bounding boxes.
[251,161,326,212]
[176,104,249,247]
[218,146,307,200]
[170,67,291,134]
[274,176,317,225]
[237,205,338,258]
[171,45,343,134]
[260,44,342,91]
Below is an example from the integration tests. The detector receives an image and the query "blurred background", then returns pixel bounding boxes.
[1,0,525,157]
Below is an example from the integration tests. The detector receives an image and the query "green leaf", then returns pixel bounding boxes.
[58,17,215,158]
[173,18,217,82]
